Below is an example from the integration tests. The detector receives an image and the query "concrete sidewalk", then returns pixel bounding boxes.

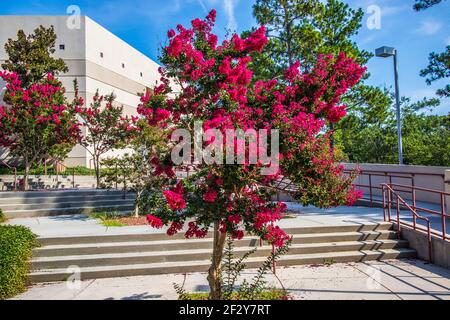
[6,204,387,237]
[13,259,450,300]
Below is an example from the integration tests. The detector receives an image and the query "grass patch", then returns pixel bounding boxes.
[181,289,290,300]
[101,219,127,227]
[0,225,38,300]
[89,212,127,227]
[0,209,6,224]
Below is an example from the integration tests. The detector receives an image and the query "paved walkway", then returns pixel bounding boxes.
[7,204,388,237]
[8,202,448,238]
[12,259,450,300]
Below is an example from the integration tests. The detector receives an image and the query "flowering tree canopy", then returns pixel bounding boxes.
[0,72,80,190]
[74,86,135,187]
[138,10,364,299]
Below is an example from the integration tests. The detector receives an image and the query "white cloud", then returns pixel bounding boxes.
[202,0,239,31]
[416,20,442,35]
[223,0,238,32]
[380,5,408,16]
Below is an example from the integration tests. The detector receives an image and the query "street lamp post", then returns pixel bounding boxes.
[375,46,404,165]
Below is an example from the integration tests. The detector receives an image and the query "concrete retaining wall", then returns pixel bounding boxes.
[399,226,450,269]
[344,163,449,206]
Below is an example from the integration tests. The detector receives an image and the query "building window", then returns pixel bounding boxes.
[122,63,125,69]
[140,72,143,77]
[100,52,104,58]
[59,44,65,50]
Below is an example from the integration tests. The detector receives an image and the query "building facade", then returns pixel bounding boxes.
[0,15,161,167]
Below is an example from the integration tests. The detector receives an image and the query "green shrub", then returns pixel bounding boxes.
[0,165,99,176]
[0,225,38,300]
[0,209,5,223]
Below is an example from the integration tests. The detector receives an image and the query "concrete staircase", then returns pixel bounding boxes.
[29,221,416,283]
[0,175,98,190]
[0,190,135,218]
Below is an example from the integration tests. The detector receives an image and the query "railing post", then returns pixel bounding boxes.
[72,168,75,189]
[382,185,386,221]
[396,195,401,238]
[13,167,17,191]
[441,194,446,241]
[412,188,417,230]
[369,174,373,204]
[387,189,392,222]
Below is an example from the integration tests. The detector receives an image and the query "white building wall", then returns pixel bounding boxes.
[0,15,161,168]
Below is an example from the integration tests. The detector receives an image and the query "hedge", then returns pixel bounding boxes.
[0,209,5,223]
[0,225,38,300]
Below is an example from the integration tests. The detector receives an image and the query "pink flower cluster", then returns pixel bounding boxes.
[163,182,186,211]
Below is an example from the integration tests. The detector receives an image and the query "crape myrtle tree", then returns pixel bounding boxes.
[74,86,135,188]
[102,120,170,217]
[140,10,364,299]
[0,72,80,190]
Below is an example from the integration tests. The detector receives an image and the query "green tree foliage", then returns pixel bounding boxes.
[251,0,370,76]
[420,46,450,98]
[250,0,390,150]
[101,120,170,217]
[414,0,449,98]
[336,96,450,166]
[413,0,446,11]
[1,26,68,88]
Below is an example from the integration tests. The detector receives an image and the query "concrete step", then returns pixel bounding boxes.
[34,231,399,257]
[0,189,130,199]
[4,204,134,218]
[36,222,394,246]
[29,248,416,283]
[0,194,135,205]
[31,240,410,270]
[1,199,135,211]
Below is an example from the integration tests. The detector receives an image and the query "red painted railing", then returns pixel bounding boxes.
[381,183,450,262]
[0,159,17,191]
[344,169,446,205]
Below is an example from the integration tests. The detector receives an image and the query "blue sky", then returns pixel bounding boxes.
[1,0,449,114]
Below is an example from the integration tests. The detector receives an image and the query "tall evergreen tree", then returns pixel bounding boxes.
[250,0,391,150]
[413,0,446,11]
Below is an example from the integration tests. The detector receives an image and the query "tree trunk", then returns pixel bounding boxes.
[207,222,227,300]
[94,155,101,188]
[23,158,29,191]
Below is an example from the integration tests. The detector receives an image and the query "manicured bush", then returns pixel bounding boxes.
[0,209,5,223]
[0,225,38,300]
[0,166,101,176]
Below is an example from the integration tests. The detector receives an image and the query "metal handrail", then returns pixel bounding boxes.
[53,160,76,189]
[382,183,433,262]
[0,159,17,191]
[345,169,446,205]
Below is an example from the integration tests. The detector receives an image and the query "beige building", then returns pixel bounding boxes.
[0,15,161,167]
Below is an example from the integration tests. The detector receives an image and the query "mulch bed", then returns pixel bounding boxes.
[116,216,148,226]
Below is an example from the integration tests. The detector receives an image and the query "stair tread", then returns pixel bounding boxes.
[32,240,409,262]
[34,236,403,252]
[29,248,416,275]
[5,204,134,213]
[2,199,135,208]
[36,229,396,247]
